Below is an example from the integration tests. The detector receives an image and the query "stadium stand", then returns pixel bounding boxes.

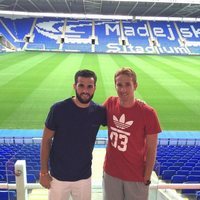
[1,16,200,55]
[197,191,200,200]
[0,16,34,50]
[30,17,62,50]
[122,20,154,54]
[63,19,92,52]
[155,143,200,197]
[149,21,190,55]
[0,19,20,49]
[0,190,16,200]
[95,20,123,53]
[176,22,200,54]
[0,135,199,199]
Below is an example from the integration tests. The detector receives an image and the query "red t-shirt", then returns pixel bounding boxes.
[104,97,161,181]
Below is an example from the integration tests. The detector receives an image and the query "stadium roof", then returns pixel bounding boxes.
[0,0,200,19]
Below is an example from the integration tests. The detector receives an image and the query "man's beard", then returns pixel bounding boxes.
[75,91,94,104]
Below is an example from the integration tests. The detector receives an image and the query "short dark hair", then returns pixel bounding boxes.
[74,69,97,85]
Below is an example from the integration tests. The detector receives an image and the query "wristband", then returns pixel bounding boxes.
[40,172,49,177]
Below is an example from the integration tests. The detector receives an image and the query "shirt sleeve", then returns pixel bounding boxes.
[144,107,162,135]
[45,105,57,131]
[103,99,108,107]
[101,106,107,126]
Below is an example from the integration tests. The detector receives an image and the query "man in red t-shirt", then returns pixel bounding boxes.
[103,67,161,200]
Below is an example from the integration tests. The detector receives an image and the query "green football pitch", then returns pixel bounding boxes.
[0,51,199,130]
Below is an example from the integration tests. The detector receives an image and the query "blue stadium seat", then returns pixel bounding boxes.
[28,170,39,180]
[26,166,34,171]
[0,159,8,163]
[156,158,166,163]
[176,170,190,176]
[167,159,177,163]
[7,175,15,183]
[194,167,200,171]
[193,156,200,160]
[0,174,5,182]
[0,166,5,170]
[189,159,199,163]
[27,174,36,183]
[0,190,16,200]
[171,175,187,183]
[162,170,176,181]
[33,166,40,171]
[0,170,13,176]
[162,162,173,167]
[173,162,184,166]
[158,166,168,176]
[162,156,171,160]
[27,161,39,166]
[183,156,193,160]
[168,166,180,171]
[184,162,196,167]
[172,156,181,160]
[190,171,200,175]
[196,191,200,200]
[187,175,200,182]
[177,158,188,163]
[181,166,193,170]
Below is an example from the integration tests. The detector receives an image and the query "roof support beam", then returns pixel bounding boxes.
[114,1,120,15]
[156,3,174,16]
[28,0,42,12]
[143,2,156,15]
[46,0,57,12]
[64,0,71,13]
[102,0,200,5]
[172,3,192,16]
[128,2,138,15]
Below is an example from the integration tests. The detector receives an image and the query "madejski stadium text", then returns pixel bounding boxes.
[104,24,199,54]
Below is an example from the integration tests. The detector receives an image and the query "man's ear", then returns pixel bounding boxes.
[134,82,138,90]
[73,83,76,89]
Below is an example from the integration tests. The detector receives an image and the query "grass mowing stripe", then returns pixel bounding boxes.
[0,52,199,130]
[123,55,200,130]
[0,52,55,87]
[97,54,118,99]
[0,53,66,126]
[133,55,200,116]
[184,55,200,61]
[1,53,75,129]
[144,55,200,91]
[172,55,200,66]
[0,52,41,71]
[149,55,200,78]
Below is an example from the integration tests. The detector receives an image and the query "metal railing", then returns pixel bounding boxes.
[0,160,200,200]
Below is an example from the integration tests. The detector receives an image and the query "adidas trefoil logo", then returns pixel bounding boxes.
[113,114,133,130]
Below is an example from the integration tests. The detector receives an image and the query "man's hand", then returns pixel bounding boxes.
[144,178,151,186]
[39,173,52,189]
[137,98,146,105]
